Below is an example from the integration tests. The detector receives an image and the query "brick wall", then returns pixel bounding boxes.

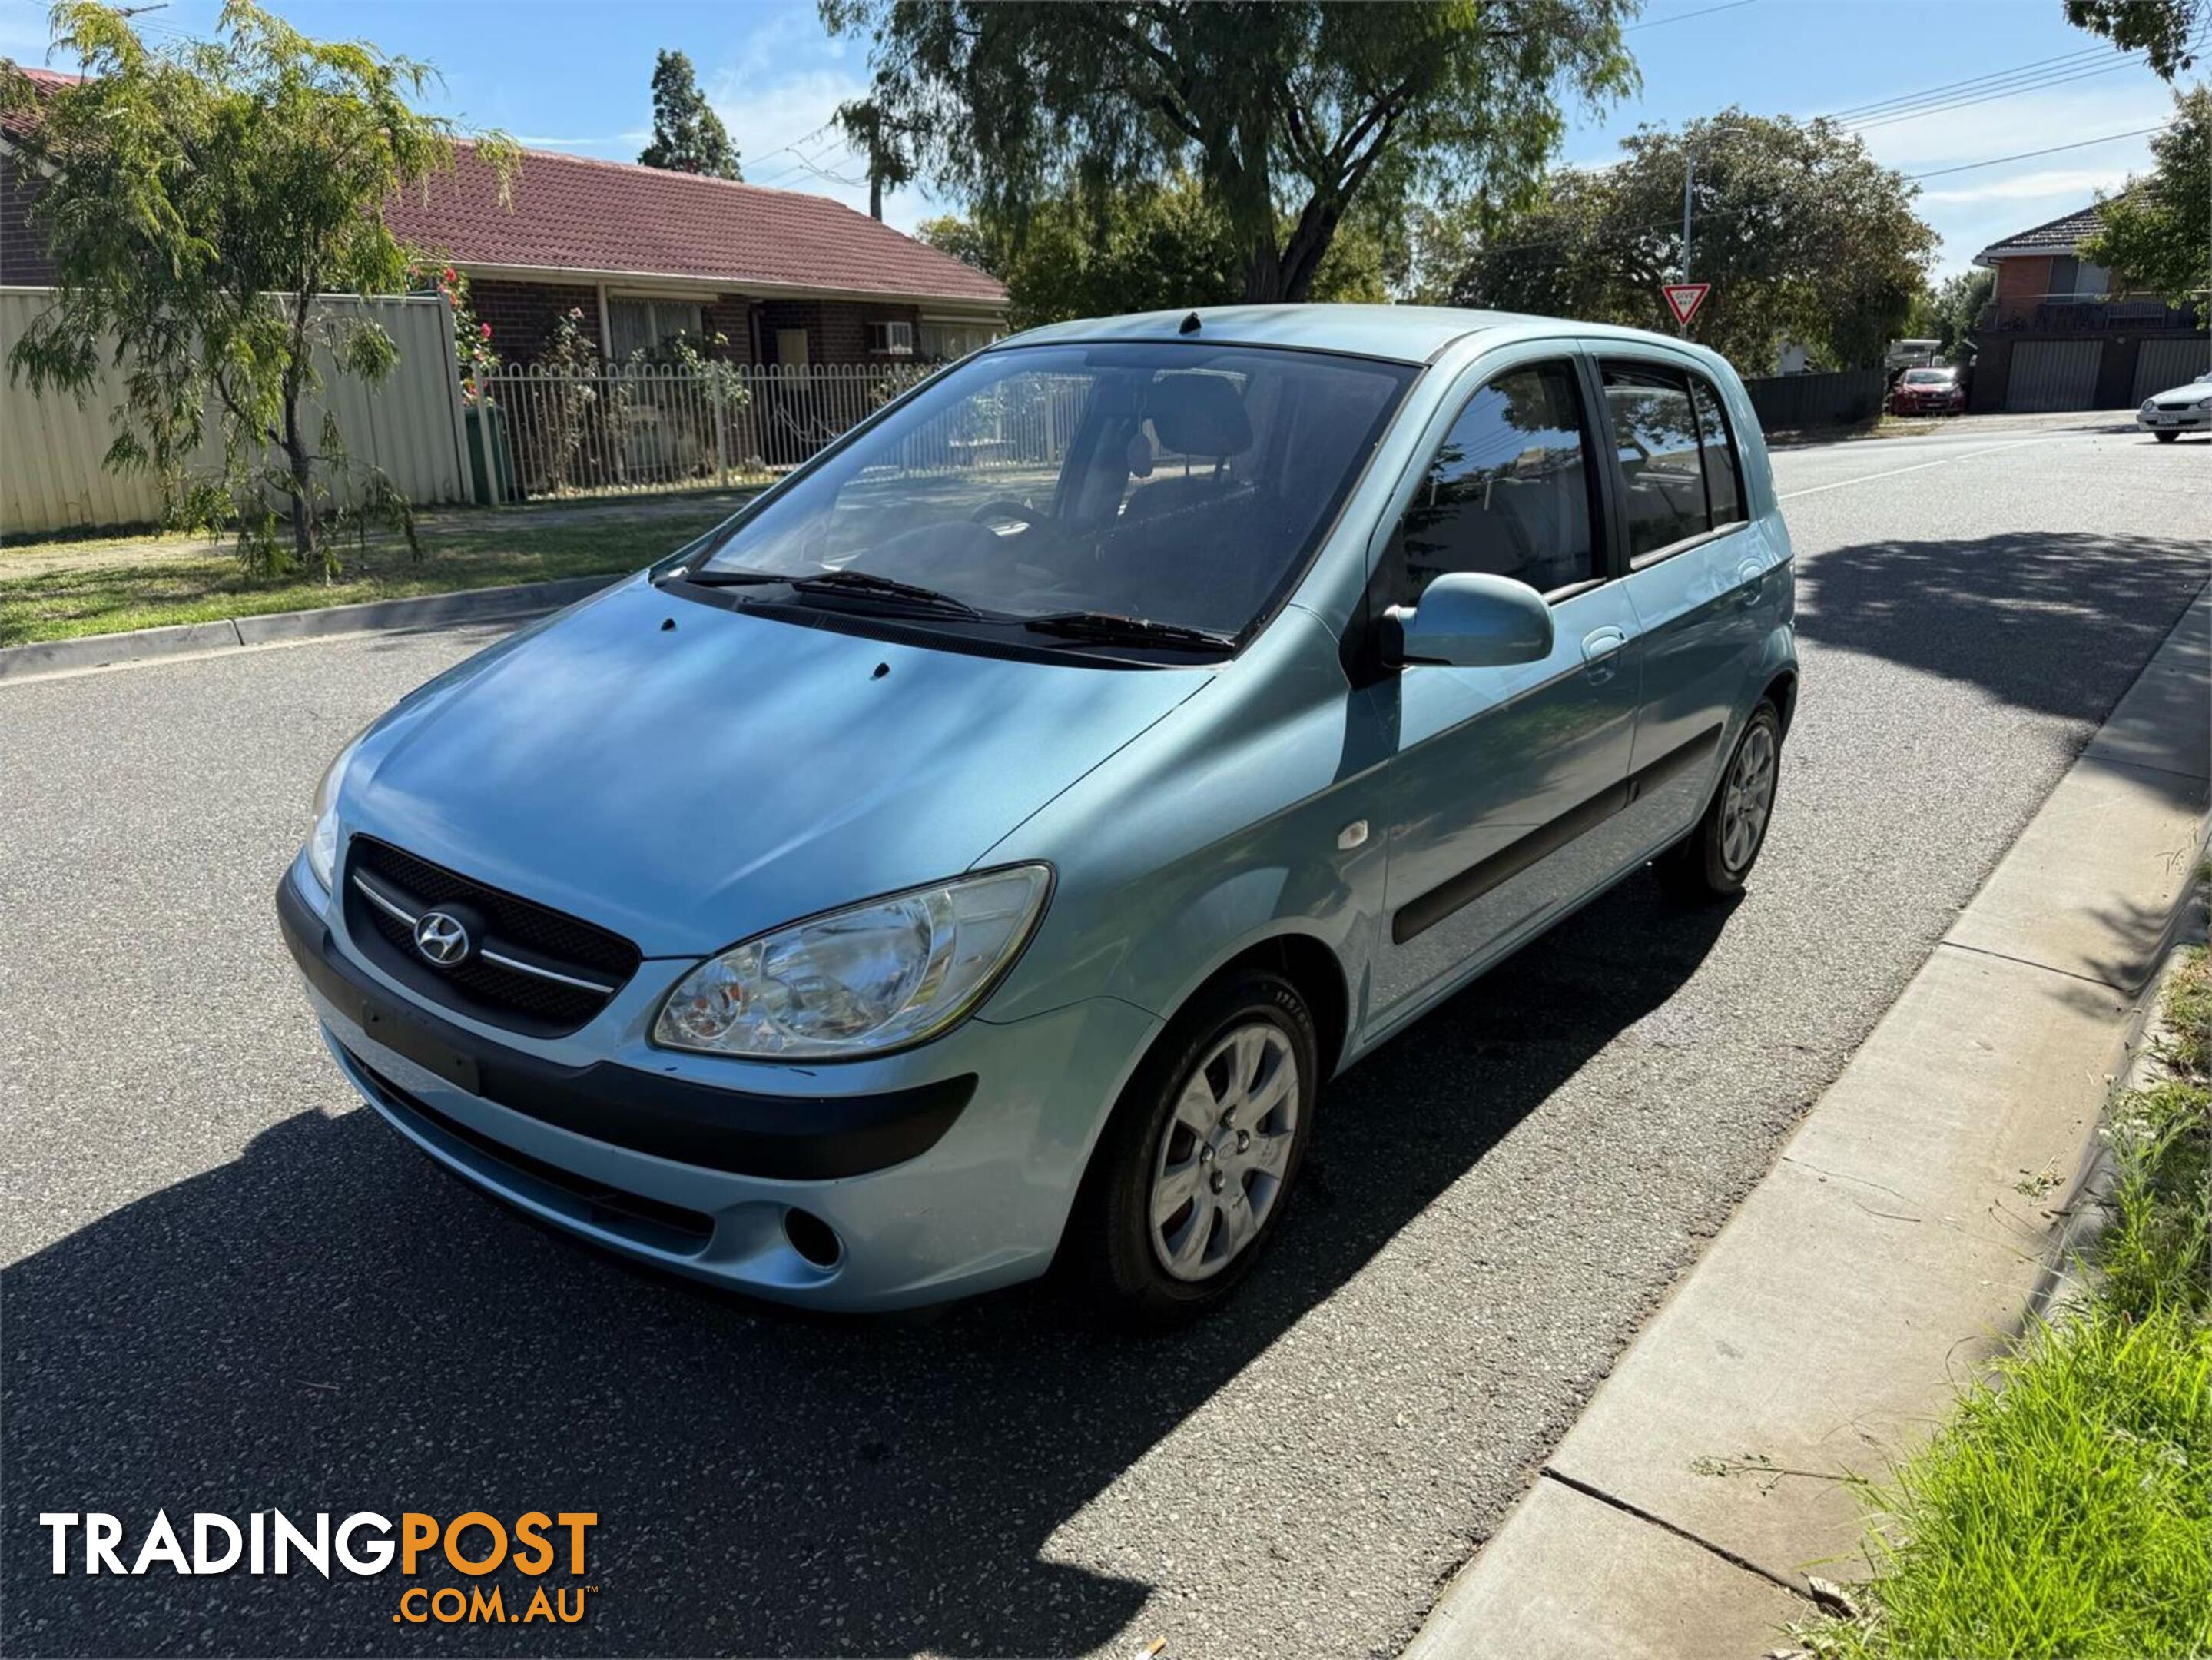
[701,294,758,363]
[469,279,922,367]
[468,278,602,364]
[1,150,56,286]
[758,297,922,364]
[1992,255,2051,320]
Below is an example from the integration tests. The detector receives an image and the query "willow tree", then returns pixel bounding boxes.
[2,2,516,576]
[821,0,1635,304]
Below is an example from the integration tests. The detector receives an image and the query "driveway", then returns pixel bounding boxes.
[2,420,2206,1658]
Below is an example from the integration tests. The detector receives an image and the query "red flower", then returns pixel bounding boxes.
[442,267,456,284]
[479,322,492,340]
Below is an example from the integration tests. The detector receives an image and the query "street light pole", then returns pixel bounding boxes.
[1680,160,1696,337]
[1680,124,1749,337]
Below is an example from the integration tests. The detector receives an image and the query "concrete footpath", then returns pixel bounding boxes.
[1407,584,2212,1659]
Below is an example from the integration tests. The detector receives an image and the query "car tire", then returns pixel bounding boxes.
[2155,430,2181,443]
[1063,968,1318,1327]
[1658,699,1783,901]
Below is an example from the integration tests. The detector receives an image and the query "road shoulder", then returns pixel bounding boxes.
[1405,582,2211,1658]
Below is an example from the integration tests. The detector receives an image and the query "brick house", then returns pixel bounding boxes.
[1967,202,2206,412]
[383,143,1007,369]
[3,88,1007,364]
[0,68,76,286]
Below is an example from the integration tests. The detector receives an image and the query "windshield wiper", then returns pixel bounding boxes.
[788,569,983,619]
[1021,610,1236,654]
[662,565,790,588]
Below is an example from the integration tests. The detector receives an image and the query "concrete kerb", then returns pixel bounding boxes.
[1405,580,2212,1659]
[0,573,624,684]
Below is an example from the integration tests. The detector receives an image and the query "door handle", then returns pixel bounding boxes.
[1736,558,1765,606]
[1580,626,1627,681]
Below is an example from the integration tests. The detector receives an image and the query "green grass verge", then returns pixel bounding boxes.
[1801,943,2212,1659]
[0,496,750,647]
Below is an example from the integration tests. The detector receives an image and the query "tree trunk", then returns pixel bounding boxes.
[281,390,317,576]
[1241,235,1289,304]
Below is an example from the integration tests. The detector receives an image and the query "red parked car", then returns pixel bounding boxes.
[1889,366,1966,415]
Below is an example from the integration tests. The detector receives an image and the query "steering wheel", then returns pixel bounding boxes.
[970,498,1044,530]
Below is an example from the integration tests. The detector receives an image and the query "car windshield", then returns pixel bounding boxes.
[1903,370,1952,385]
[691,341,1417,640]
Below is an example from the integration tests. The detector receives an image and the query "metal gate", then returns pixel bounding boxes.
[2132,337,2212,403]
[2006,340,2104,411]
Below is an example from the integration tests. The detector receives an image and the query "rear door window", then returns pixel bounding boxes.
[1603,364,1746,558]
[1690,377,1743,529]
[1396,360,1601,603]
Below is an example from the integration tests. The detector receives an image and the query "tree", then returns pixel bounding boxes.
[2082,85,2210,316]
[638,49,741,179]
[1,2,516,576]
[1906,267,1995,365]
[834,98,912,219]
[2064,0,2204,75]
[919,178,1398,330]
[821,0,1635,304]
[1452,111,1937,373]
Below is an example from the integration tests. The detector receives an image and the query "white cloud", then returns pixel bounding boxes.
[1919,164,2134,205]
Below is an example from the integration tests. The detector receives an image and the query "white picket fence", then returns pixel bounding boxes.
[476,361,939,500]
[1,287,472,538]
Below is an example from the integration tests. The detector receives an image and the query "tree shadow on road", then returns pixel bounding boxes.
[2,879,1735,1659]
[1796,530,2207,797]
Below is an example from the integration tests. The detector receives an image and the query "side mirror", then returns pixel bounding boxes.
[1385,571,1554,669]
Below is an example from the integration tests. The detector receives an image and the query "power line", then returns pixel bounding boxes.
[1843,57,2143,132]
[1624,0,1760,32]
[1903,125,2161,181]
[1820,42,2118,121]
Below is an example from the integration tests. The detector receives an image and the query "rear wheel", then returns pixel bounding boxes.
[1659,700,1783,901]
[1065,969,1318,1326]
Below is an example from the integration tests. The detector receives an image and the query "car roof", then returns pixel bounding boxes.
[1000,303,1726,367]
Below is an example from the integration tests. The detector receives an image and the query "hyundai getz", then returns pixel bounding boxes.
[277,305,1796,1324]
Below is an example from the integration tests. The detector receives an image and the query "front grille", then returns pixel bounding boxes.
[350,1052,712,1254]
[343,836,642,1038]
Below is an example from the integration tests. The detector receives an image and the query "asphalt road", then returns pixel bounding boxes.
[3,415,2207,1660]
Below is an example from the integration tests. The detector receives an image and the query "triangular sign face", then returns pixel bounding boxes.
[1663,282,1711,326]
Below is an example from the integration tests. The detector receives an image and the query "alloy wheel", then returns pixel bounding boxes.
[1149,1022,1301,1282]
[1720,722,1777,872]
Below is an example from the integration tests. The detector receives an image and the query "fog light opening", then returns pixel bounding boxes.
[783,1207,842,1269]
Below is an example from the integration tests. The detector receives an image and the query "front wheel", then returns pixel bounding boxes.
[1659,700,1783,901]
[2155,430,2181,443]
[1064,969,1318,1326]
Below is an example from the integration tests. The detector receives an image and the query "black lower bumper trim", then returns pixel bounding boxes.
[277,872,975,1180]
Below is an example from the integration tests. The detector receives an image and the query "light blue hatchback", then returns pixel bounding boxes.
[277,305,1796,1323]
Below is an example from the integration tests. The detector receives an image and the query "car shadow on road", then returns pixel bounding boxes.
[1796,530,2208,802]
[2,878,1734,1658]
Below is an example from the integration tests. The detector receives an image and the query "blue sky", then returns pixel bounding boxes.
[1,0,2187,274]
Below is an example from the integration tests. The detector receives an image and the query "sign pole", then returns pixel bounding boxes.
[1680,158,1694,337]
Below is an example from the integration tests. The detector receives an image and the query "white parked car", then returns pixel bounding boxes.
[2137,370,2212,442]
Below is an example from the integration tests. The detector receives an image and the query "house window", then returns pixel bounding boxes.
[608,297,704,361]
[867,320,914,356]
[918,320,999,362]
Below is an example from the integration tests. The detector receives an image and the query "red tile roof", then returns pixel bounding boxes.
[1,66,84,142]
[383,142,1005,307]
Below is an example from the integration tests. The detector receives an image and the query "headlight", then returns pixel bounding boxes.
[654,865,1052,1059]
[2144,399,2160,415]
[305,732,366,891]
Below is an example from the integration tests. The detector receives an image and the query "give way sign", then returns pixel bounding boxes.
[1662,282,1711,326]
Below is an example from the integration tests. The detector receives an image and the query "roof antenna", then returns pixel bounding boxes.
[1178,310,1202,335]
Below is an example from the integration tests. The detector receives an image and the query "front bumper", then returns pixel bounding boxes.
[277,862,1160,1309]
[2139,403,2211,433]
